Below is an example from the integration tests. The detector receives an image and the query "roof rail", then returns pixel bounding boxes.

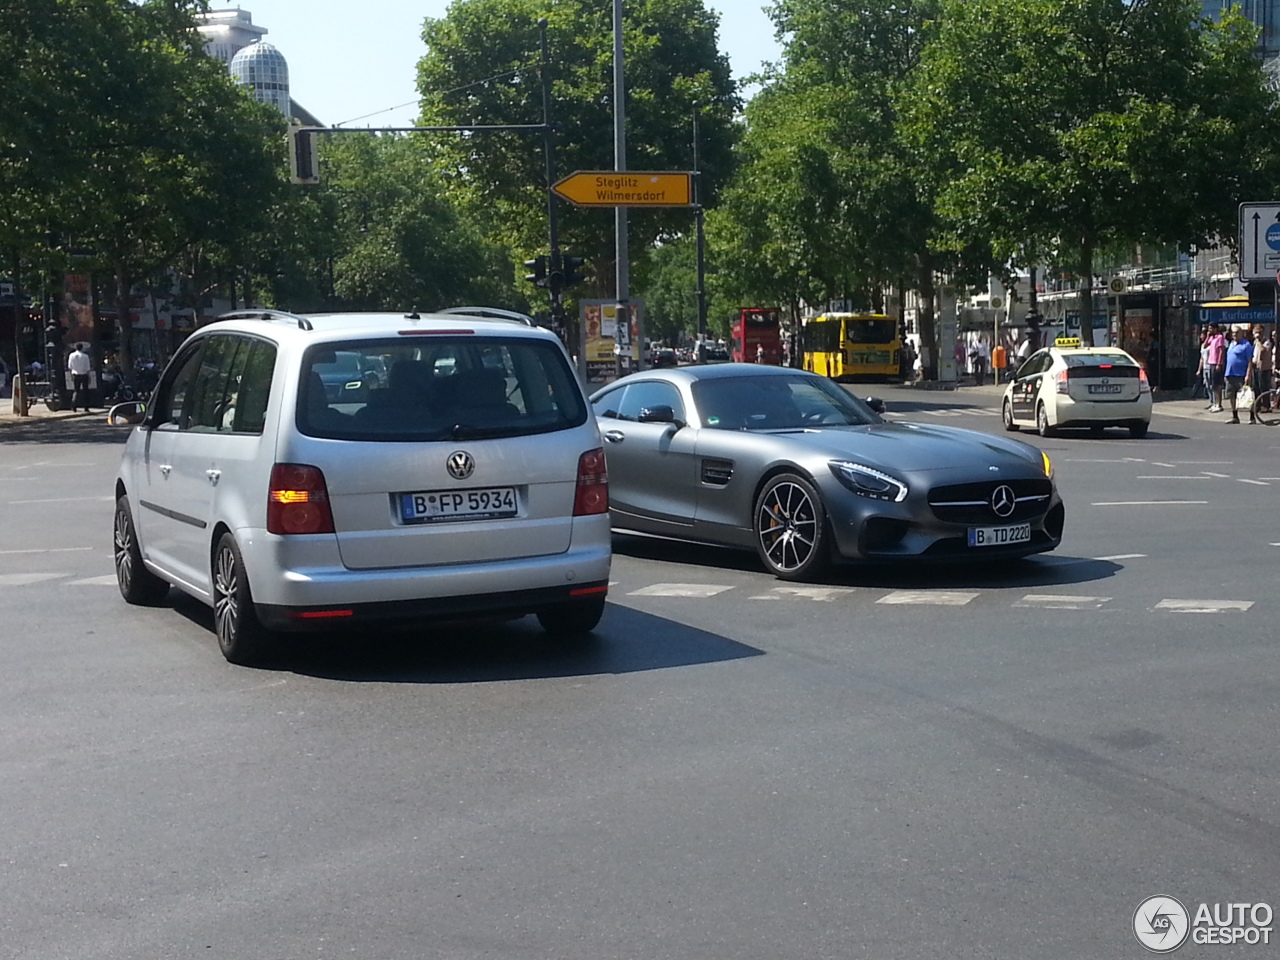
[216,309,313,331]
[437,306,537,327]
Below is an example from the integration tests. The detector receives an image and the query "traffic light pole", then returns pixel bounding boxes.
[538,19,568,350]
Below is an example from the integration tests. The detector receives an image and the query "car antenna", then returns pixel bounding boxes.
[404,306,420,320]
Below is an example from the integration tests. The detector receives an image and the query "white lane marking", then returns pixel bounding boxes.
[1171,461,1233,465]
[7,496,113,505]
[1135,476,1215,480]
[1239,479,1270,486]
[1063,459,1137,463]
[877,590,978,606]
[0,573,62,586]
[1259,478,1280,481]
[1092,500,1208,506]
[66,575,118,586]
[749,586,857,602]
[1201,472,1231,478]
[1151,462,1177,468]
[1123,457,1147,463]
[0,547,93,555]
[924,409,964,417]
[1094,553,1146,561]
[628,583,735,598]
[1015,594,1112,610]
[1271,543,1280,547]
[1155,599,1253,614]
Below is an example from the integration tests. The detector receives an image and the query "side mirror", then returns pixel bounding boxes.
[864,396,886,414]
[107,400,148,425]
[638,404,683,427]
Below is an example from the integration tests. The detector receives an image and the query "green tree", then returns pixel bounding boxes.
[416,0,739,293]
[903,0,1280,327]
[718,0,981,375]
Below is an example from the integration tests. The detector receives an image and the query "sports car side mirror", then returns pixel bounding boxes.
[865,396,886,414]
[638,404,684,428]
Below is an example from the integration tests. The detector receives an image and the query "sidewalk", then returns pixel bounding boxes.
[0,397,127,443]
[910,378,1237,423]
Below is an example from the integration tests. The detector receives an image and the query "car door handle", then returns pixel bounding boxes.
[603,430,625,443]
[206,469,221,486]
[159,464,171,476]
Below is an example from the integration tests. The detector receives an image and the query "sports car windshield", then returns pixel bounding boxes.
[692,374,881,430]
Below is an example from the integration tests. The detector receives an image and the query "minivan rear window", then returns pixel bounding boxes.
[296,337,587,441]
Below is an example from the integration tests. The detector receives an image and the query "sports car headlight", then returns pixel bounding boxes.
[828,460,908,502]
[1041,451,1053,478]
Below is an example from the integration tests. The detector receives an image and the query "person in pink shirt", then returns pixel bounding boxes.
[1205,322,1227,412]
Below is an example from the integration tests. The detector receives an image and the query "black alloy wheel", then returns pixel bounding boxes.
[113,497,169,605]
[753,473,830,581]
[1002,399,1019,432]
[212,532,270,666]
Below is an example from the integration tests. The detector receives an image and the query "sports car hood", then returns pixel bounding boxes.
[766,421,1044,476]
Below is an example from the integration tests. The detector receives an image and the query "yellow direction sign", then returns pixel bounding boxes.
[552,170,693,207]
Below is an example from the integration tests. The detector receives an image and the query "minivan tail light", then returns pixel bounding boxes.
[574,448,609,516]
[268,463,335,535]
[1056,370,1069,394]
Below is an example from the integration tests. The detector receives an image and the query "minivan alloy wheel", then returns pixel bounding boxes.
[212,533,269,665]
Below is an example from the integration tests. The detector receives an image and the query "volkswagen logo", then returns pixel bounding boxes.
[990,484,1016,518]
[446,451,475,480]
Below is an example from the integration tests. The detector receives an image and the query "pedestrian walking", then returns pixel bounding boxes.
[1252,326,1272,412]
[756,342,764,364]
[1223,326,1255,424]
[66,342,92,413]
[1205,323,1227,413]
[972,336,991,386]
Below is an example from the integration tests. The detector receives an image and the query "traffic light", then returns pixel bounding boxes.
[523,255,548,288]
[289,124,321,185]
[563,256,587,288]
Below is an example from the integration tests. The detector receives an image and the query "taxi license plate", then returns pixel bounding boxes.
[400,487,517,523]
[1087,384,1123,394]
[968,523,1031,547]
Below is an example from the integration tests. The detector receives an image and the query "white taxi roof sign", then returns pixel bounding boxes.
[1054,336,1083,348]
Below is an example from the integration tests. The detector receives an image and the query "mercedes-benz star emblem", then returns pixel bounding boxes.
[446,451,475,480]
[990,484,1016,518]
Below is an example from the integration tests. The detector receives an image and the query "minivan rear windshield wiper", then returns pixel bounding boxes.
[449,422,511,440]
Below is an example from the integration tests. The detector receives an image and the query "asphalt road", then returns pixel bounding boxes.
[1,389,1277,959]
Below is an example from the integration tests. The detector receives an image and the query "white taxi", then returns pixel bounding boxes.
[1001,337,1152,438]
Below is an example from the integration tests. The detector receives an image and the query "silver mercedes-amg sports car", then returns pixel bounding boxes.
[590,364,1063,580]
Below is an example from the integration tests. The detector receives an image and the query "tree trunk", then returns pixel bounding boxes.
[917,251,938,380]
[1078,236,1095,340]
[115,263,134,380]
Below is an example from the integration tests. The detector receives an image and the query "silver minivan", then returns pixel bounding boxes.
[113,310,611,665]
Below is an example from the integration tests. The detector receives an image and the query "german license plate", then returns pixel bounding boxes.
[1087,384,1123,394]
[400,487,517,523]
[968,523,1031,547]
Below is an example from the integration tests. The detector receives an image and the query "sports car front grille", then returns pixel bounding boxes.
[927,478,1052,524]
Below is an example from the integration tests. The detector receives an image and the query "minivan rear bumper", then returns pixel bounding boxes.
[257,580,610,631]
[237,516,612,627]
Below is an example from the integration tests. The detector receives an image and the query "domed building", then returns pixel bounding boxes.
[229,40,291,118]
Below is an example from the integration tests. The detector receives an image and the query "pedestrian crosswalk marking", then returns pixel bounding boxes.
[0,573,62,586]
[1015,594,1112,610]
[628,583,734,598]
[749,586,857,602]
[1155,599,1253,614]
[876,590,978,606]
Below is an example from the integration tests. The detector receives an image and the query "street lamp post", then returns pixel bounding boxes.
[693,101,706,341]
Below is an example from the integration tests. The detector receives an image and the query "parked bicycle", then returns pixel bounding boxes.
[1250,389,1280,426]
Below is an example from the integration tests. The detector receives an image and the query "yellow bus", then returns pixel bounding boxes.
[802,313,901,381]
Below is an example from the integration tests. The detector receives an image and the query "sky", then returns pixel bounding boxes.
[209,1,783,128]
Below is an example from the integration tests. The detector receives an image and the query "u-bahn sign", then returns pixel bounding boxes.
[552,171,693,207]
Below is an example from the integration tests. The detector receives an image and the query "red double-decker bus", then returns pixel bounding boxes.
[731,307,782,364]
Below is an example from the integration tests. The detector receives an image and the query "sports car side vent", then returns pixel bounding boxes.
[701,459,734,486]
